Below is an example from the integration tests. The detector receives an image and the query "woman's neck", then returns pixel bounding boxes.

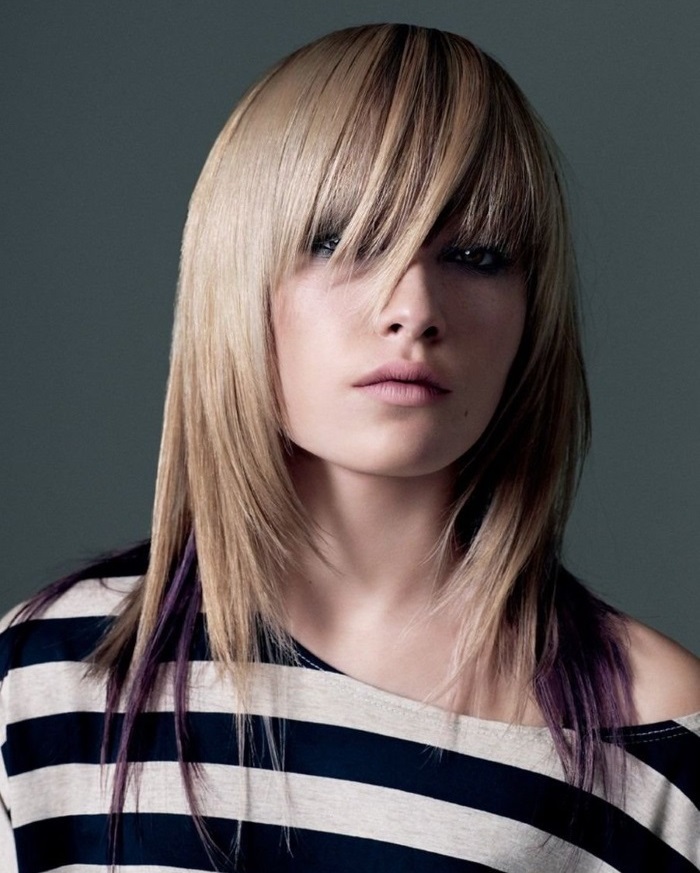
[287,450,456,610]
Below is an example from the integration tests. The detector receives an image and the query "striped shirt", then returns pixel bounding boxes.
[1,575,698,872]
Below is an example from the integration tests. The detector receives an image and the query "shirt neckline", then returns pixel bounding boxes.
[288,635,700,741]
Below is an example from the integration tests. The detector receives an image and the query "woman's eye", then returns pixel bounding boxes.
[310,235,341,258]
[443,245,511,275]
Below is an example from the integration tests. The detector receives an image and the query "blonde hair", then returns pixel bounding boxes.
[93,24,630,827]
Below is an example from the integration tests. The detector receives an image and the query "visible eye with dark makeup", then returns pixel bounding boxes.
[440,244,513,276]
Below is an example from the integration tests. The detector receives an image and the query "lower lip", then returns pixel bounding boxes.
[357,381,450,406]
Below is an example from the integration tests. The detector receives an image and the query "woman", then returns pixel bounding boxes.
[1,23,698,873]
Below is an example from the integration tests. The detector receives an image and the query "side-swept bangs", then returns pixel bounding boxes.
[217,24,557,298]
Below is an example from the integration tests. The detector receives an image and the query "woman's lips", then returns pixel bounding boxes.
[354,361,451,407]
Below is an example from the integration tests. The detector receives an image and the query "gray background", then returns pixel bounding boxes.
[1,1,698,654]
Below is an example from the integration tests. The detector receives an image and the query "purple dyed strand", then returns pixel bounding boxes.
[105,532,198,862]
[534,569,634,838]
[172,559,228,866]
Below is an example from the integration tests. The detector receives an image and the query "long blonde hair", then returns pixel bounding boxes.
[89,23,631,831]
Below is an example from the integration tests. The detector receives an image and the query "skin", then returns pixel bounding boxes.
[272,226,700,723]
[624,620,700,724]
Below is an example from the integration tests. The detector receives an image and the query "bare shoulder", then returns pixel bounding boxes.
[624,616,700,724]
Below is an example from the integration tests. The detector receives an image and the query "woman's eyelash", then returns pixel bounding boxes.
[441,245,513,275]
[310,236,513,275]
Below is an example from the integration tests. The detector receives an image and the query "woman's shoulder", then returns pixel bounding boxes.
[0,539,150,672]
[623,615,700,726]
[0,574,141,678]
[1,574,140,624]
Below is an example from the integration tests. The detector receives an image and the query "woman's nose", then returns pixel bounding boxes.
[377,261,446,341]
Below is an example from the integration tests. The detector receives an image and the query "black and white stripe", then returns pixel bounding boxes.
[1,577,698,872]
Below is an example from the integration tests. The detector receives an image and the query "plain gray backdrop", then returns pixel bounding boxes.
[1,1,698,654]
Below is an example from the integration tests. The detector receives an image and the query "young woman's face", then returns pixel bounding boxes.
[273,226,527,479]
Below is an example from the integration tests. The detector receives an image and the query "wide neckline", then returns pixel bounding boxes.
[288,636,700,741]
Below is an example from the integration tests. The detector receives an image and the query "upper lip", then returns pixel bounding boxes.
[354,361,450,392]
